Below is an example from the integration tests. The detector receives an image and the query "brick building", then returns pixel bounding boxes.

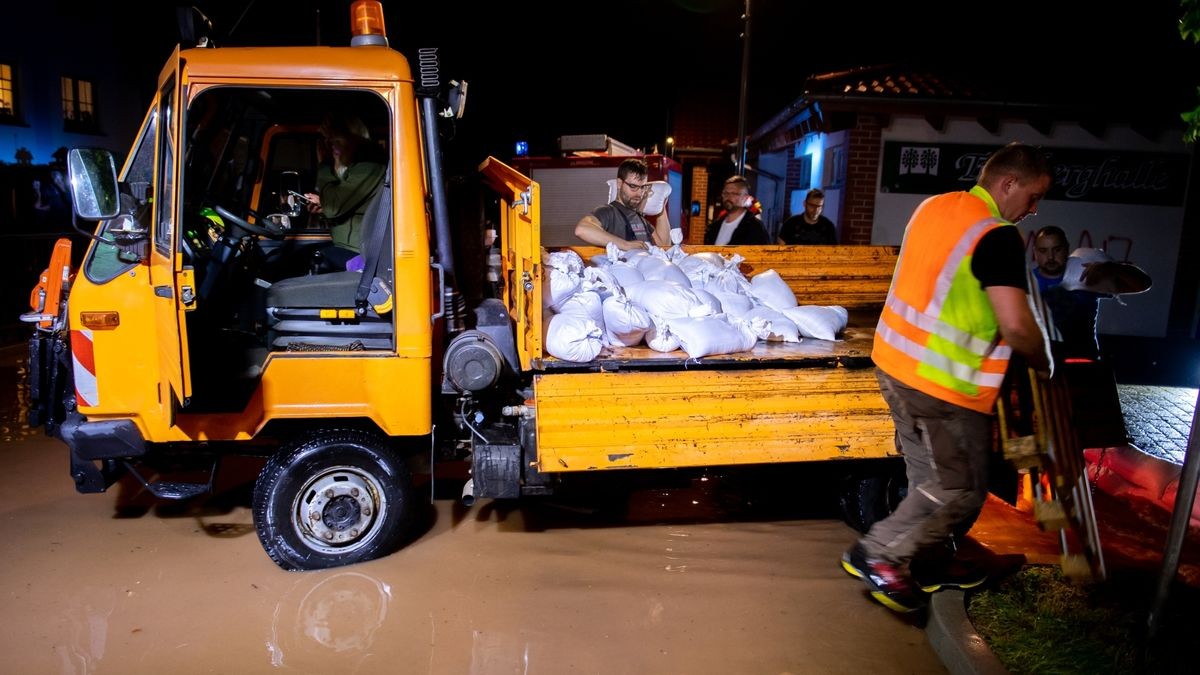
[743,64,1197,339]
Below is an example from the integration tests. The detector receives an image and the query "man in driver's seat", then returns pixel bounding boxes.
[304,114,385,271]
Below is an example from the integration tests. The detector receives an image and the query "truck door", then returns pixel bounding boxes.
[148,47,193,410]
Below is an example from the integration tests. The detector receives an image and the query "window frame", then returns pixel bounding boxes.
[0,62,18,124]
[61,75,99,134]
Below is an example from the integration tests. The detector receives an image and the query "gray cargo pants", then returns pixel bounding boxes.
[862,369,992,564]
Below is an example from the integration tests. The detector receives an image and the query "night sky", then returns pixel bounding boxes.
[100,0,1200,167]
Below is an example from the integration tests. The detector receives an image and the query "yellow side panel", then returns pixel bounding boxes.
[533,367,896,471]
[479,157,541,370]
[171,356,431,441]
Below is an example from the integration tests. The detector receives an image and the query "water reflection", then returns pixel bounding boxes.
[2,348,38,443]
[54,587,116,675]
[268,571,391,668]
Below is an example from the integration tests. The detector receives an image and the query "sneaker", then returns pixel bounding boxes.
[861,559,927,613]
[841,542,868,580]
[911,556,988,593]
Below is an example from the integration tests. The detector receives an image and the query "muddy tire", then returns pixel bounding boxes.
[839,463,908,534]
[839,462,981,540]
[253,429,412,571]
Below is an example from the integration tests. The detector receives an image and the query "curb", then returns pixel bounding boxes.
[927,590,1008,675]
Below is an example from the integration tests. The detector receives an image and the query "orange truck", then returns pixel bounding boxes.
[23,1,901,571]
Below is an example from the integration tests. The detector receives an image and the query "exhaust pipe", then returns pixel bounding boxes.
[461,478,475,507]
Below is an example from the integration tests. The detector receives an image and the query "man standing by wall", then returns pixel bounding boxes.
[704,175,770,245]
[778,188,836,244]
[1031,225,1151,360]
[843,142,1054,612]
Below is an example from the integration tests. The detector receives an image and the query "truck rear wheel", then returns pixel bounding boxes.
[252,429,412,571]
[839,462,907,534]
[839,462,982,540]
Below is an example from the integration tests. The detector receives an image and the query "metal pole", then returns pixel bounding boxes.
[735,0,751,176]
[1148,386,1200,637]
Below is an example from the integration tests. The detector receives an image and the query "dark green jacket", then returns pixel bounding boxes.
[315,161,385,252]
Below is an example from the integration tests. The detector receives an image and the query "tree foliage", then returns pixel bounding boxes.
[1183,0,1200,142]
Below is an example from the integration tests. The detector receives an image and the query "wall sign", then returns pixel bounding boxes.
[880,141,1189,206]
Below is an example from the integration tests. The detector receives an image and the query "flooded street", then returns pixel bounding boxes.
[0,347,945,674]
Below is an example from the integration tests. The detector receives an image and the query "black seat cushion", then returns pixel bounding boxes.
[266,270,361,309]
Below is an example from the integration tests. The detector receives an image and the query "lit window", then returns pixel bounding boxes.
[61,76,97,131]
[0,64,15,121]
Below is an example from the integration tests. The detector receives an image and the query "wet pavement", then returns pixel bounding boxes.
[1118,384,1197,465]
[3,335,1199,674]
[0,345,948,674]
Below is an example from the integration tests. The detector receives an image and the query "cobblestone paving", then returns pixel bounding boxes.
[1117,385,1198,465]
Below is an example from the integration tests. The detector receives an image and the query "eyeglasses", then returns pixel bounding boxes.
[623,179,651,193]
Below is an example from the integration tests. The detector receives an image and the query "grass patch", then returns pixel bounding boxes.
[967,565,1193,674]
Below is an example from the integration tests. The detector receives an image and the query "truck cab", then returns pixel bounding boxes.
[27,6,469,570]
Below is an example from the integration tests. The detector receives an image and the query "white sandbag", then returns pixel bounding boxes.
[558,290,604,326]
[712,291,754,318]
[668,315,760,358]
[607,179,672,216]
[543,249,585,275]
[602,289,653,346]
[749,269,798,311]
[1060,248,1152,295]
[544,313,603,362]
[645,316,681,353]
[689,251,729,268]
[581,266,617,300]
[635,253,691,286]
[543,267,581,312]
[783,305,848,341]
[703,261,752,295]
[743,306,801,342]
[677,252,724,279]
[691,289,723,317]
[606,262,645,288]
[625,281,711,319]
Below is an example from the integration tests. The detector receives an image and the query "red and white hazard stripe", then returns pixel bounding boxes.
[70,328,98,408]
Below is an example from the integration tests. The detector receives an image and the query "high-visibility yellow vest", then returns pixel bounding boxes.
[872,185,1014,413]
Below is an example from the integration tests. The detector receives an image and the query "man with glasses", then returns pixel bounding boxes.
[778,188,837,245]
[704,175,770,245]
[574,158,670,251]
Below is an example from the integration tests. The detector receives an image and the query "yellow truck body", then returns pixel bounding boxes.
[26,15,901,571]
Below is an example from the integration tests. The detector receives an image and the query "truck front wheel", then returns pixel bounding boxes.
[253,429,412,571]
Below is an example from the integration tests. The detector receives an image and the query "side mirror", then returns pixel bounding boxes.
[67,148,120,220]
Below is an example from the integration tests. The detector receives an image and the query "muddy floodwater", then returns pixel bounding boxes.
[0,347,945,674]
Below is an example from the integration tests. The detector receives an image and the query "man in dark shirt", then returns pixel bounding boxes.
[703,175,770,245]
[778,188,836,244]
[1030,226,1150,360]
[574,158,670,252]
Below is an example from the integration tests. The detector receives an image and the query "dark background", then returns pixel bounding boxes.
[96,0,1198,171]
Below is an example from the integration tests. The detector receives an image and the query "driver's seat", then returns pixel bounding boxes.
[262,169,394,351]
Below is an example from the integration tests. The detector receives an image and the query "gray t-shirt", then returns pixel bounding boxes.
[592,201,653,242]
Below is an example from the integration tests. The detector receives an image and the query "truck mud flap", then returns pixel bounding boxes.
[472,443,521,499]
[59,413,145,493]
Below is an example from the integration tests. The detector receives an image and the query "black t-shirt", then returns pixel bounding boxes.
[778,214,836,244]
[970,226,1028,290]
[592,201,653,242]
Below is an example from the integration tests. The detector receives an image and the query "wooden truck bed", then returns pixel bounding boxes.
[527,245,901,472]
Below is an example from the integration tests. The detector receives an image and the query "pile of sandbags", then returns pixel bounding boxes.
[542,242,848,362]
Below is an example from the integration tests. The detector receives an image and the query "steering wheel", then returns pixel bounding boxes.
[213,204,285,239]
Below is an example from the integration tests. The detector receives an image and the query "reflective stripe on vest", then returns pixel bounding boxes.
[874,199,1014,413]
